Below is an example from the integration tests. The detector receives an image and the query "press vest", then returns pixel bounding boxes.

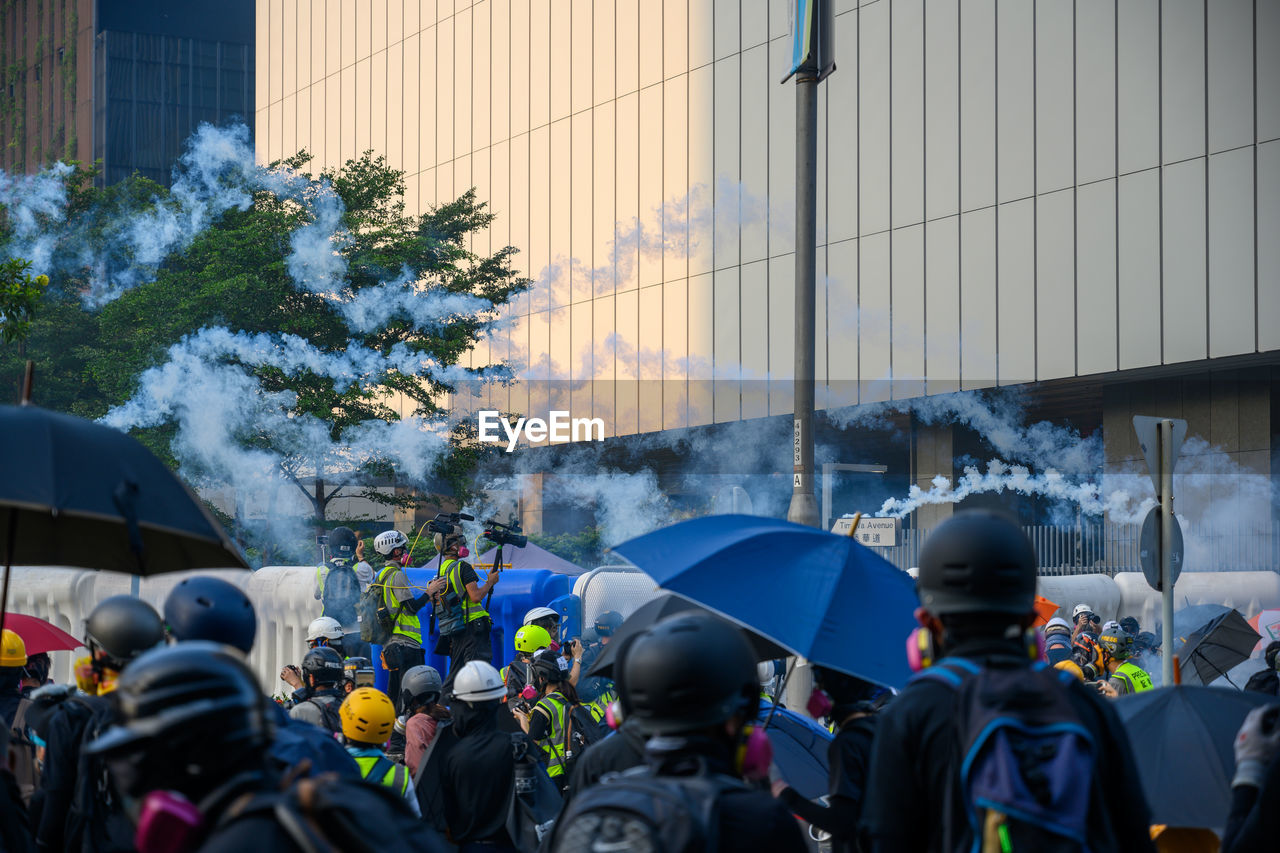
[533,691,572,777]
[354,754,411,797]
[436,557,490,624]
[1112,661,1153,693]
[378,565,421,643]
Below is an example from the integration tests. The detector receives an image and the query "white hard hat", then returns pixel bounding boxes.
[374,529,409,556]
[757,661,776,685]
[307,616,344,642]
[1072,603,1094,620]
[906,567,920,579]
[450,660,507,703]
[523,606,559,626]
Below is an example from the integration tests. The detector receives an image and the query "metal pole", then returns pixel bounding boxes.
[1160,419,1175,686]
[787,71,820,528]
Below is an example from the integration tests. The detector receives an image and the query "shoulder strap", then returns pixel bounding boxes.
[909,656,980,688]
[368,756,393,785]
[11,696,30,732]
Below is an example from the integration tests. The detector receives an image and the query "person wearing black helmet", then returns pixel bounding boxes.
[396,665,445,776]
[771,666,884,853]
[314,526,370,661]
[575,611,622,721]
[550,611,806,853]
[36,595,165,852]
[287,646,346,734]
[860,510,1155,853]
[163,576,257,655]
[565,635,649,798]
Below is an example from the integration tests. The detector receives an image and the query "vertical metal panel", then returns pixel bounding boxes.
[1207,0,1253,153]
[571,111,594,302]
[741,0,768,50]
[859,0,890,235]
[926,216,961,395]
[549,0,570,122]
[740,45,769,262]
[570,0,592,115]
[1117,169,1162,368]
[960,0,997,212]
[509,132,531,281]
[1035,189,1075,380]
[508,1,530,135]
[593,0,615,105]
[1076,179,1118,375]
[689,1,714,70]
[638,0,662,88]
[663,0,687,79]
[997,198,1035,384]
[437,16,454,162]
[530,125,552,307]
[529,0,550,127]
[713,55,741,270]
[1259,141,1280,351]
[996,0,1034,203]
[713,267,742,422]
[925,0,960,222]
[472,5,491,150]
[1161,0,1206,164]
[615,91,639,291]
[1207,148,1256,357]
[893,224,926,399]
[592,103,616,295]
[638,84,664,285]
[1161,157,1208,363]
[593,292,617,434]
[827,9,859,243]
[616,288,641,435]
[959,207,998,389]
[740,260,769,418]
[637,285,663,432]
[688,272,715,425]
[714,0,739,61]
[769,37,795,255]
[688,64,715,277]
[859,231,892,401]
[664,75,690,277]
[891,0,925,229]
[663,278,689,428]
[549,118,571,308]
[1116,0,1159,174]
[768,254,795,415]
[615,0,638,97]
[1260,0,1280,142]
[1035,0,1074,193]
[827,238,859,406]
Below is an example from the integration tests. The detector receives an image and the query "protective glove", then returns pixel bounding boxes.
[1232,705,1280,788]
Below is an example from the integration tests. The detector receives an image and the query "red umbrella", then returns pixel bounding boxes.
[3,612,82,655]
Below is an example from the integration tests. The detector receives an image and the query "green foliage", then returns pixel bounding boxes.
[0,257,49,344]
[527,526,605,571]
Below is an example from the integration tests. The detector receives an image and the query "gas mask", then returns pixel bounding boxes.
[133,790,205,853]
[734,724,773,781]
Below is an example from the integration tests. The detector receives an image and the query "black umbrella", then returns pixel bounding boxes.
[1115,686,1278,828]
[1176,609,1261,686]
[586,593,790,678]
[1,404,249,630]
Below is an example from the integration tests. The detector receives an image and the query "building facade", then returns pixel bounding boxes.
[257,1,1280,540]
[1,0,254,185]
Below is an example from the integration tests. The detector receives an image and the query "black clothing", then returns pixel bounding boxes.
[443,618,493,692]
[341,631,371,663]
[860,639,1156,853]
[384,644,426,715]
[1,690,22,729]
[35,694,100,851]
[417,703,525,846]
[1223,751,1280,853]
[566,717,648,797]
[780,714,876,853]
[1243,668,1278,696]
[319,559,360,628]
[0,766,35,853]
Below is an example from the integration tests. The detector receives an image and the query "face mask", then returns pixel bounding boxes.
[398,552,412,567]
[806,686,833,720]
[456,545,470,558]
[520,684,538,702]
[735,724,773,781]
[134,790,204,853]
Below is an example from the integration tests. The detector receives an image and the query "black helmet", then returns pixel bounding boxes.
[163,576,257,655]
[84,596,165,671]
[1119,616,1140,637]
[594,611,623,637]
[530,649,567,685]
[400,665,444,709]
[301,646,344,685]
[85,641,273,799]
[1135,631,1157,652]
[916,511,1037,616]
[328,526,357,561]
[621,611,757,735]
[813,665,881,712]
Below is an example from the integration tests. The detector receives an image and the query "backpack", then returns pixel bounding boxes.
[568,704,606,752]
[433,560,467,638]
[321,561,360,621]
[550,763,748,853]
[7,698,39,806]
[307,697,344,737]
[358,566,399,645]
[914,657,1097,853]
[221,771,446,853]
[66,698,135,853]
[506,732,563,850]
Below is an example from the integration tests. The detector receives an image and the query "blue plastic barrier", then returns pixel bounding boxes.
[371,566,572,690]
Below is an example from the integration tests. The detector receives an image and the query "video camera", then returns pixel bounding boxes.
[428,511,474,536]
[484,517,527,549]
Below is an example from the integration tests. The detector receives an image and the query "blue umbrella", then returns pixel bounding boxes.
[758,705,833,801]
[610,514,920,688]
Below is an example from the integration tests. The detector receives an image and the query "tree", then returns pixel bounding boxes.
[0,258,49,345]
[91,151,525,537]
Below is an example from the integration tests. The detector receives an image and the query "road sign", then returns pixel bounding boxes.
[1139,505,1184,591]
[1132,416,1187,493]
[831,515,899,547]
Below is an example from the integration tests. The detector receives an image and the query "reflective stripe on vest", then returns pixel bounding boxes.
[354,755,410,796]
[1116,661,1153,692]
[437,558,490,624]
[533,692,571,777]
[378,566,421,643]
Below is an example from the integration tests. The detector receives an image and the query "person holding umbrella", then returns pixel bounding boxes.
[1223,704,1280,853]
[860,511,1155,853]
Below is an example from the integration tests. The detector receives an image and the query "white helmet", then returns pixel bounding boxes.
[450,660,506,702]
[523,606,559,626]
[1072,603,1094,621]
[374,529,409,556]
[307,616,344,642]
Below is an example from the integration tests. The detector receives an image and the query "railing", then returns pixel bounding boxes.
[874,521,1280,575]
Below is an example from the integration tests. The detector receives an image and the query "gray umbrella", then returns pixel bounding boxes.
[0,404,249,631]
[1176,609,1262,686]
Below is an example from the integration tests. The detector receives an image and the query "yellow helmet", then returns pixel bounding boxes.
[514,624,552,655]
[1,629,27,668]
[1054,659,1085,681]
[340,687,395,744]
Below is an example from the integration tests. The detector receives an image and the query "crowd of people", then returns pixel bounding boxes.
[1,511,1278,851]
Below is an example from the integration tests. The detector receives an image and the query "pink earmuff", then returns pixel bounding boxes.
[457,545,470,558]
[520,683,538,701]
[737,726,773,781]
[906,627,934,672]
[806,687,833,720]
[605,700,621,730]
[134,791,204,853]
